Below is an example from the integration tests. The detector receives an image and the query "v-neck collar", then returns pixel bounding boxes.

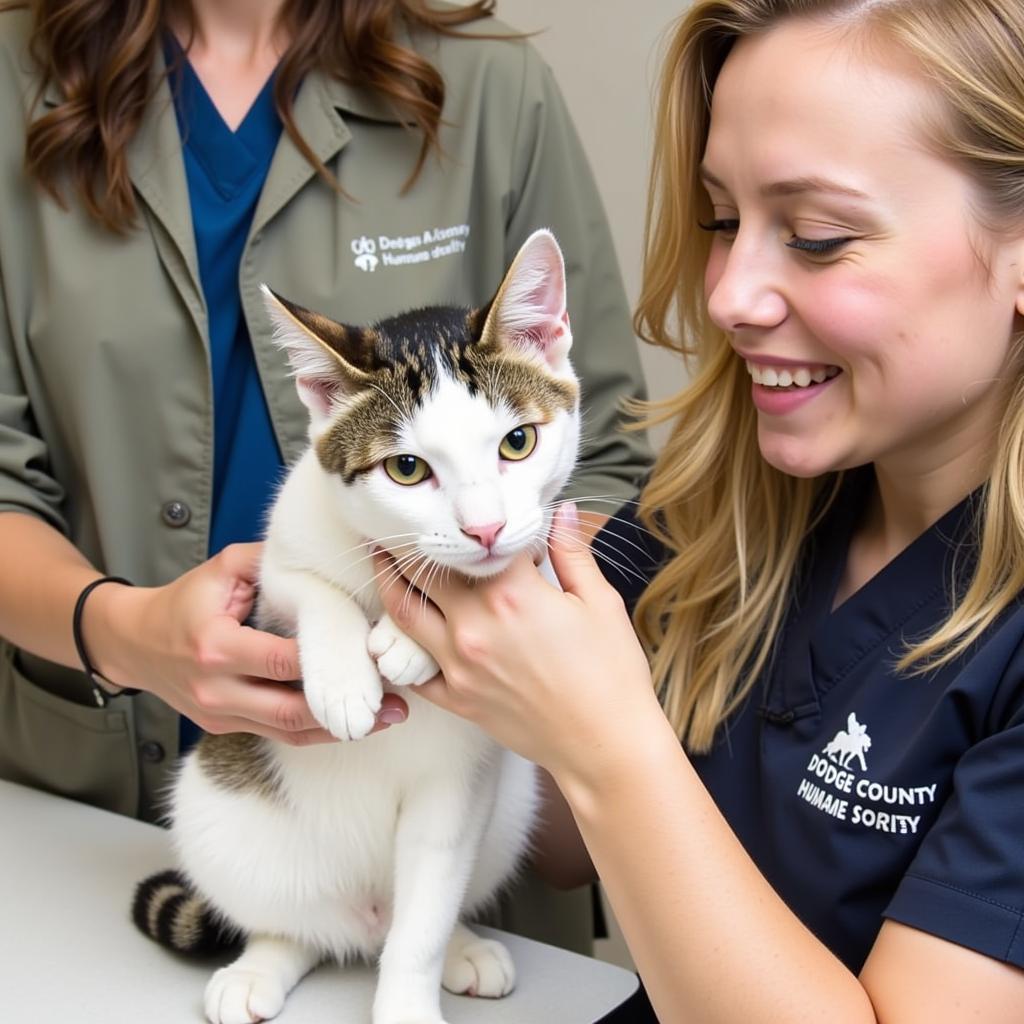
[764,469,982,718]
[164,34,281,200]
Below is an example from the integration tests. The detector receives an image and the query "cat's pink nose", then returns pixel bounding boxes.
[461,521,505,550]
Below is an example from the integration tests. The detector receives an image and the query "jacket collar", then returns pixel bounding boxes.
[39,45,401,273]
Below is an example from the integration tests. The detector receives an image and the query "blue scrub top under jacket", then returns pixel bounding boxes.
[165,41,286,748]
[598,469,1024,973]
[165,38,285,555]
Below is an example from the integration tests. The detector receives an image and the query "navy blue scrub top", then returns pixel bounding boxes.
[599,469,1024,974]
[165,41,286,747]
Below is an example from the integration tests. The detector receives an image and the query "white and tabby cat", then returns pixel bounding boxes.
[133,230,581,1024]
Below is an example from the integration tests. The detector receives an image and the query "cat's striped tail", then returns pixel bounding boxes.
[131,869,242,956]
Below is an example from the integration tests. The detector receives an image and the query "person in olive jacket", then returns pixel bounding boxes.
[0,0,652,954]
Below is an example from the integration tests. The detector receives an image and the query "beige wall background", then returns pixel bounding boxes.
[497,1,690,437]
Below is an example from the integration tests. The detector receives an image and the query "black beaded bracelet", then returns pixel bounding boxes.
[72,575,140,707]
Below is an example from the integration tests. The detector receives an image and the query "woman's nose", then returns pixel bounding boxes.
[705,236,788,333]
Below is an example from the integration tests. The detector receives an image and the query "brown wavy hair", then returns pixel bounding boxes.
[4,0,498,232]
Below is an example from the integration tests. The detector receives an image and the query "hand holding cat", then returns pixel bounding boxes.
[86,542,405,744]
[373,503,663,780]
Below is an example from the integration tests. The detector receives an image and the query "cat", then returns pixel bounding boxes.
[132,229,581,1024]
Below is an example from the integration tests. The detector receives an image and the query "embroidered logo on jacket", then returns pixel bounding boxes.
[795,711,938,836]
[351,224,471,272]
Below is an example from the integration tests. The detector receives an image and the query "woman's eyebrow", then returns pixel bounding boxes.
[699,165,871,200]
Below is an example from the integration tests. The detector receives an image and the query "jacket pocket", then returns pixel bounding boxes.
[0,643,140,817]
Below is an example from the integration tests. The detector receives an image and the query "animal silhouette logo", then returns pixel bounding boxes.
[823,712,871,772]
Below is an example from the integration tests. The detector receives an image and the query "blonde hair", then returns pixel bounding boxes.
[632,0,1024,753]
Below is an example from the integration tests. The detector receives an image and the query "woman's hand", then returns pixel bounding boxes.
[373,503,660,777]
[85,542,406,744]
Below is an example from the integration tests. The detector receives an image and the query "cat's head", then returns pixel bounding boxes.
[262,230,580,579]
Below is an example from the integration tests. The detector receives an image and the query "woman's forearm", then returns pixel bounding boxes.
[555,709,876,1024]
[0,511,104,668]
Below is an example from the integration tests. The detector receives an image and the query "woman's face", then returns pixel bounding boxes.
[702,19,1024,483]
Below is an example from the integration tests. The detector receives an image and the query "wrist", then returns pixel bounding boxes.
[551,696,682,821]
[81,579,145,692]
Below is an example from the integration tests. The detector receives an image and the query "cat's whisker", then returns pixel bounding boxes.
[547,526,650,585]
[328,539,420,576]
[418,559,444,615]
[325,541,419,577]
[542,515,659,564]
[319,530,422,562]
[385,551,428,592]
[380,561,427,611]
[402,555,435,616]
[540,493,642,510]
[585,528,652,567]
[539,497,667,546]
[313,533,421,574]
[351,548,426,602]
[536,506,660,566]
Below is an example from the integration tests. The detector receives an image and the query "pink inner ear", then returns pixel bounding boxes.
[509,275,567,349]
[297,375,341,418]
[527,265,565,321]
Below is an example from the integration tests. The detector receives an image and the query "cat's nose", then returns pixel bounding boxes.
[460,521,505,550]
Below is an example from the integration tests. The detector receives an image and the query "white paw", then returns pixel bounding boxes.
[204,966,286,1024]
[303,667,382,741]
[442,938,515,998]
[368,615,439,687]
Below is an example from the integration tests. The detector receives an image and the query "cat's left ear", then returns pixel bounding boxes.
[260,285,372,420]
[482,229,572,372]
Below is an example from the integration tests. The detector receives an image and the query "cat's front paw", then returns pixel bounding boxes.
[204,965,286,1024]
[442,936,515,998]
[303,663,382,741]
[368,614,440,687]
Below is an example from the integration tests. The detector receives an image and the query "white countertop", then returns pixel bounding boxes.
[0,778,638,1023]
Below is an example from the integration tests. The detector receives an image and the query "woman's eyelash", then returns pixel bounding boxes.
[697,220,854,255]
[698,218,739,234]
[786,235,852,254]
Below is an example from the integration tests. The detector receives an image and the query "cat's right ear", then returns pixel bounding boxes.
[481,229,572,373]
[260,285,370,421]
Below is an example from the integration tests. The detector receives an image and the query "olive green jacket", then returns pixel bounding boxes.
[0,10,649,947]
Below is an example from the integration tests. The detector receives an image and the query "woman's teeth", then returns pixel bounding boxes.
[745,362,841,388]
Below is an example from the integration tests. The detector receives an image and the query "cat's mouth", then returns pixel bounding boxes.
[458,550,515,579]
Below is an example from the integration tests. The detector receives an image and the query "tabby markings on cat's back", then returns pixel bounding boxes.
[196,732,281,800]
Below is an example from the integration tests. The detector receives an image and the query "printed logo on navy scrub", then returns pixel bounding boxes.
[797,712,939,836]
[350,224,471,272]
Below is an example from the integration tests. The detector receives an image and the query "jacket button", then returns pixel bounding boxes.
[139,741,165,764]
[161,500,191,528]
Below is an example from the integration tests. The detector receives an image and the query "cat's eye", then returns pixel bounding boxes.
[499,425,538,461]
[383,454,432,486]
